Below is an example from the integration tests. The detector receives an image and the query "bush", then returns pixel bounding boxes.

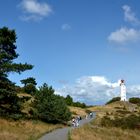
[106,97,121,105]
[129,97,140,105]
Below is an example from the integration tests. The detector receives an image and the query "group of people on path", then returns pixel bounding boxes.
[71,112,94,127]
[72,116,82,127]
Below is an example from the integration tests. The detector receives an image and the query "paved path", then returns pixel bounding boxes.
[39,113,96,140]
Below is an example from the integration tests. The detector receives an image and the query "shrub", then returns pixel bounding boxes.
[129,97,140,105]
[106,97,121,105]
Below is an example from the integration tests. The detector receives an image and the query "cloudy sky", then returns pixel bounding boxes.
[1,0,140,105]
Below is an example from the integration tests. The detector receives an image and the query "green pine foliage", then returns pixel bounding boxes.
[65,94,87,108]
[72,101,86,108]
[20,77,37,86]
[65,95,73,105]
[0,27,33,117]
[20,77,37,95]
[0,26,84,123]
[32,83,71,123]
[106,97,121,105]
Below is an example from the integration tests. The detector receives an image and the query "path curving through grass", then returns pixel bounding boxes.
[39,113,96,140]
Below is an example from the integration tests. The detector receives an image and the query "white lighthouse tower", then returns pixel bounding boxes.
[120,79,127,101]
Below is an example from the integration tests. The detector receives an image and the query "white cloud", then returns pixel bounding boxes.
[55,76,120,105]
[108,27,140,44]
[20,15,43,21]
[108,5,140,45]
[18,0,52,21]
[122,5,140,25]
[55,76,140,105]
[61,24,71,31]
[127,85,140,98]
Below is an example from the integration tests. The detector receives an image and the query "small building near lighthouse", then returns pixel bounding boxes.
[120,79,127,101]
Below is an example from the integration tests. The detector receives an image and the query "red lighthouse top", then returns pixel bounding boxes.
[121,79,124,83]
[120,79,125,86]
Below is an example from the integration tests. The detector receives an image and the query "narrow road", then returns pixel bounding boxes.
[39,113,96,140]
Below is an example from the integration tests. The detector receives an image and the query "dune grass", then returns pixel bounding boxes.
[0,106,88,140]
[70,102,140,140]
[0,118,63,140]
[70,124,140,140]
[69,106,88,117]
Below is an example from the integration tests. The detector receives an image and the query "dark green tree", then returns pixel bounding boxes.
[64,95,87,108]
[65,95,73,105]
[73,101,86,108]
[20,77,37,94]
[0,27,33,115]
[33,83,71,123]
[20,77,37,87]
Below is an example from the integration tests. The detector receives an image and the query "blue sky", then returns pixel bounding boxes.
[1,0,140,105]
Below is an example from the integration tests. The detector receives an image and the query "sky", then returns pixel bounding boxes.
[1,0,140,105]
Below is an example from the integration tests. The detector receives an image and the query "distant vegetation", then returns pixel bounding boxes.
[106,97,121,105]
[106,97,140,106]
[65,95,87,108]
[129,97,140,105]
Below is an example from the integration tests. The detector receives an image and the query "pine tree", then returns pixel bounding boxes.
[21,77,37,94]
[0,27,33,115]
[33,83,71,123]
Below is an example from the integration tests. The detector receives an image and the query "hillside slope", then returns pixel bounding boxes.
[70,101,140,140]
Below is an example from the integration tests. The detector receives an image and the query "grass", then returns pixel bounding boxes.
[70,101,140,140]
[69,106,88,118]
[70,124,140,140]
[0,106,87,140]
[89,101,140,119]
[0,118,63,140]
[89,101,139,112]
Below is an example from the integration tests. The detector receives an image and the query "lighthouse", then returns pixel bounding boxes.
[120,80,127,101]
